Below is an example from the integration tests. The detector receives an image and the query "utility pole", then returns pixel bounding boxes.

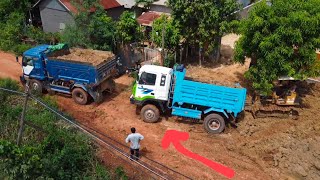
[17,81,30,146]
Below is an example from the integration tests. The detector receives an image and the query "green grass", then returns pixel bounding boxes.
[0,78,126,179]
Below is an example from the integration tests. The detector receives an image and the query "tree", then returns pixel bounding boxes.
[151,15,180,52]
[234,0,320,94]
[115,11,142,67]
[116,11,142,44]
[0,0,37,54]
[167,0,239,65]
[61,0,115,51]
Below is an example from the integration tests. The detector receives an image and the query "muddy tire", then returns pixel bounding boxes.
[72,88,88,105]
[204,114,225,134]
[29,79,43,95]
[141,104,159,123]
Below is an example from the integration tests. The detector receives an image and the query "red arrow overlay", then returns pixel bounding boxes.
[161,130,235,179]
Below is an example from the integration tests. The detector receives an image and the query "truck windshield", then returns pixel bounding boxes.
[22,56,34,66]
[139,72,156,85]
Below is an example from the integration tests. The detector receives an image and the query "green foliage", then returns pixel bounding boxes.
[234,0,320,94]
[0,78,20,102]
[164,52,175,67]
[0,78,120,179]
[168,0,239,59]
[116,11,142,44]
[26,26,61,45]
[61,24,88,48]
[114,166,128,180]
[61,0,116,51]
[12,44,34,56]
[0,12,25,53]
[0,0,60,54]
[151,15,181,51]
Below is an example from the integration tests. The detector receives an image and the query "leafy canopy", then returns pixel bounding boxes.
[234,0,320,94]
[0,0,37,54]
[151,14,181,51]
[116,11,142,44]
[167,0,239,58]
[61,0,115,51]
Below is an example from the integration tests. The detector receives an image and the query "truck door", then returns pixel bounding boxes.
[136,71,157,100]
[22,56,43,79]
[155,73,171,101]
[22,56,34,76]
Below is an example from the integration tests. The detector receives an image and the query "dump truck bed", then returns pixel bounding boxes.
[45,46,116,85]
[47,48,115,67]
[171,67,247,119]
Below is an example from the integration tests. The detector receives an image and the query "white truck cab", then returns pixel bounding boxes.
[133,65,173,102]
[130,65,173,123]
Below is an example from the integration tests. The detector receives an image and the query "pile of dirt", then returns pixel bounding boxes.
[54,48,115,66]
[229,84,320,180]
[185,59,250,88]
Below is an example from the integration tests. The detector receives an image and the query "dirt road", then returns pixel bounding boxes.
[1,39,320,179]
[0,52,21,81]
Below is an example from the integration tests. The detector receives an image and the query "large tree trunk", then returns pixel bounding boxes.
[212,35,222,61]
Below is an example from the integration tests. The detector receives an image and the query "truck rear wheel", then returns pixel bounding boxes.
[141,104,159,123]
[29,79,43,95]
[204,114,225,134]
[72,88,88,105]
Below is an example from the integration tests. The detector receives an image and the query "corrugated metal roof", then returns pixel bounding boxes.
[35,0,121,13]
[137,11,161,26]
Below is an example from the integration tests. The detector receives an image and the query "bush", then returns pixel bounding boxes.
[0,78,117,179]
[0,78,20,102]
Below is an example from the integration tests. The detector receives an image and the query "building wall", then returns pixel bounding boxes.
[39,0,75,33]
[106,6,125,21]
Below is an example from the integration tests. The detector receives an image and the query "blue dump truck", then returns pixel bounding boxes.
[130,64,247,133]
[19,44,117,105]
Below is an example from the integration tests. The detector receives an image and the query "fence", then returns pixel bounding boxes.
[143,47,161,65]
[0,82,192,180]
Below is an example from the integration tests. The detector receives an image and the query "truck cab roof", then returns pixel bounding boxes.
[139,65,172,74]
[23,45,50,57]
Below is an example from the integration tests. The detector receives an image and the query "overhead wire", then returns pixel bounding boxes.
[0,87,193,179]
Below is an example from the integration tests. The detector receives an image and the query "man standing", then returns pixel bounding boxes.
[125,127,144,160]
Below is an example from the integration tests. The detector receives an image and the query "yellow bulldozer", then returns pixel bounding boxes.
[247,51,320,119]
[248,77,301,119]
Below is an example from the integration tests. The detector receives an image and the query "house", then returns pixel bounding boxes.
[150,0,171,14]
[33,0,124,33]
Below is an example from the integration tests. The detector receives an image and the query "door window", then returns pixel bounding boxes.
[139,72,156,85]
[22,57,34,66]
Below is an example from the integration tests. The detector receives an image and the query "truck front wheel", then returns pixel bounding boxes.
[141,104,159,123]
[204,114,225,134]
[72,88,88,105]
[29,79,43,95]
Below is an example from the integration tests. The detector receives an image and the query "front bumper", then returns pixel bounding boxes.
[130,94,135,104]
[130,95,143,106]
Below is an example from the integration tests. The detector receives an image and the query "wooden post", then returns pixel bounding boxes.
[17,81,30,146]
